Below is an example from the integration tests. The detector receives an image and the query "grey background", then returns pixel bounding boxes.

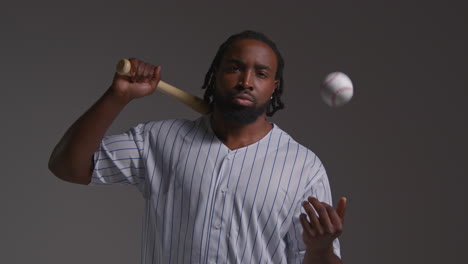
[1,0,466,263]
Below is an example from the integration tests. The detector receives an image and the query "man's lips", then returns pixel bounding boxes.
[233,93,254,102]
[232,93,254,106]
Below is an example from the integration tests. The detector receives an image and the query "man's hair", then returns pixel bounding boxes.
[202,30,285,116]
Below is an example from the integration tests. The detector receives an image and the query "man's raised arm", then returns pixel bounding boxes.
[48,59,161,184]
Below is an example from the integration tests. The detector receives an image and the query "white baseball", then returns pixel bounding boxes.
[320,72,354,107]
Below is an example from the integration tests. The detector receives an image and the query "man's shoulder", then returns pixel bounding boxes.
[128,116,211,143]
[272,123,309,149]
[141,116,206,133]
[272,123,321,164]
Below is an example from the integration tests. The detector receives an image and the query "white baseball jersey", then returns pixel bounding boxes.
[91,115,340,263]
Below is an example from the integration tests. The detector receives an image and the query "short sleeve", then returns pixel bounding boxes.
[285,155,341,263]
[90,123,147,191]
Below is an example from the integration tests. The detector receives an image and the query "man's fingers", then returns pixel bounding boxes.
[326,205,343,234]
[300,213,316,237]
[337,197,347,224]
[143,63,152,78]
[303,201,323,235]
[136,62,146,81]
[126,59,159,83]
[149,66,161,88]
[151,65,160,80]
[308,197,334,234]
[129,58,138,81]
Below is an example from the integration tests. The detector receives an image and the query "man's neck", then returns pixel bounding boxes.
[210,110,273,150]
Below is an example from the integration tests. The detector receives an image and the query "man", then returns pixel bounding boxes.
[49,30,346,264]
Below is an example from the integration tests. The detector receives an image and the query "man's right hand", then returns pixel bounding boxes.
[111,58,161,102]
[49,58,161,184]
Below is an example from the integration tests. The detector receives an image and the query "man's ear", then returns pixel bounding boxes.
[274,80,280,90]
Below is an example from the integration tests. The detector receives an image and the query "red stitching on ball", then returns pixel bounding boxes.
[320,72,340,90]
[331,87,352,107]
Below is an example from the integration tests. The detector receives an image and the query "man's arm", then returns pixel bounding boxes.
[303,248,342,264]
[48,59,161,184]
[301,197,347,264]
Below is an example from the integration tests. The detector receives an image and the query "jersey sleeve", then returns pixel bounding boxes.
[90,123,148,191]
[285,154,341,262]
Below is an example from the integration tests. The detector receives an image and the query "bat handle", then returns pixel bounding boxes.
[115,59,210,115]
[115,58,133,76]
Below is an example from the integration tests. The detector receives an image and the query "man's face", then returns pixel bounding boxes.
[213,39,279,124]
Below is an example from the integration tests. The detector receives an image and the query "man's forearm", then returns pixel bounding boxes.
[303,248,342,264]
[48,88,130,184]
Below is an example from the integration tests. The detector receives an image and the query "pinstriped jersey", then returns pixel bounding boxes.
[91,115,340,263]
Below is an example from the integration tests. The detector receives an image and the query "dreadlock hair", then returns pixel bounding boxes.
[202,30,285,117]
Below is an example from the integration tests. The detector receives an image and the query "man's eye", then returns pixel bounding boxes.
[227,66,239,72]
[257,72,267,78]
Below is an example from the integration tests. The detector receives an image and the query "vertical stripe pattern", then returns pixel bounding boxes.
[91,116,340,263]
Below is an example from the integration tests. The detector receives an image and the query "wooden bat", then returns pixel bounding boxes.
[115,59,210,114]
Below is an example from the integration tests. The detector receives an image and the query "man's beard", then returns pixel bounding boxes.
[213,90,268,125]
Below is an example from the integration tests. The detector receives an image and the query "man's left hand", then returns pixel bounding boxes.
[300,196,347,256]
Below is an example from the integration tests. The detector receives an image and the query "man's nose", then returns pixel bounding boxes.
[238,71,253,90]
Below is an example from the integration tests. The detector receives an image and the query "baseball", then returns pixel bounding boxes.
[320,72,354,107]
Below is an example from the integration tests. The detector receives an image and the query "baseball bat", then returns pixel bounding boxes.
[115,59,210,115]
